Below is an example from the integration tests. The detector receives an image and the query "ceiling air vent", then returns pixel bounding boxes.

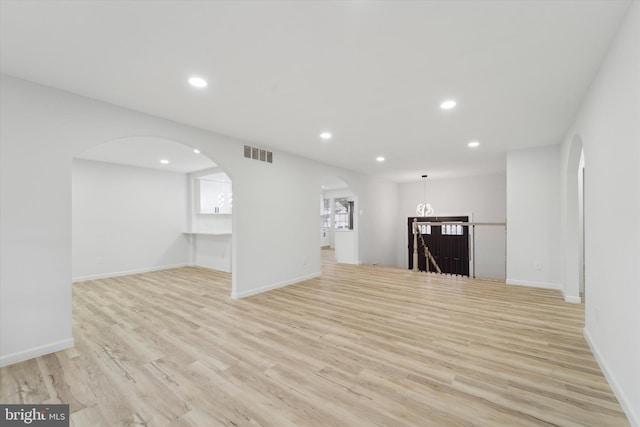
[244,145,273,164]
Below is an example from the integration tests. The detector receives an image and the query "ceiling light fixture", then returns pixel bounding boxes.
[376,156,385,162]
[188,77,208,88]
[468,141,480,148]
[416,174,434,217]
[193,149,201,154]
[440,99,456,110]
[320,132,332,141]
[160,159,169,164]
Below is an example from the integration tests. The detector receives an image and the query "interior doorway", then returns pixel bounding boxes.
[320,177,358,267]
[407,216,470,276]
[579,150,585,299]
[566,134,585,303]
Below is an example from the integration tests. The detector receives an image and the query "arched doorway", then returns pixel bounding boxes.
[565,134,585,302]
[72,136,233,286]
[319,176,358,267]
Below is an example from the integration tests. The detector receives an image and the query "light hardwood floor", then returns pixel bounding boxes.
[0,250,630,426]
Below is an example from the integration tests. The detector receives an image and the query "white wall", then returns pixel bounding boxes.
[506,145,562,289]
[334,231,357,264]
[231,151,323,297]
[398,172,506,279]
[192,235,232,272]
[560,3,639,423]
[72,159,189,280]
[191,215,232,235]
[353,175,399,267]
[0,74,399,366]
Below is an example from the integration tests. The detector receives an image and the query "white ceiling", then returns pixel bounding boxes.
[0,0,631,182]
[77,137,216,174]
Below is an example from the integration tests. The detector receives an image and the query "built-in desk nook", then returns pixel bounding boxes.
[183,232,232,272]
[187,169,233,272]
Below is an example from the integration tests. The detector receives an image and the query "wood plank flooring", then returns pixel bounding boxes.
[0,250,630,426]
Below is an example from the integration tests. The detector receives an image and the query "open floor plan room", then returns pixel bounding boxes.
[1,1,638,425]
[0,252,629,426]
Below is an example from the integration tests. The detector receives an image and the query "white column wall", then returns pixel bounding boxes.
[352,176,399,267]
[72,159,189,281]
[506,145,562,289]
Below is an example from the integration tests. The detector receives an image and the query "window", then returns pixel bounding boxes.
[442,223,464,235]
[334,198,353,230]
[321,198,331,228]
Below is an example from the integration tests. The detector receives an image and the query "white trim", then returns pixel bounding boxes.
[195,264,232,273]
[562,288,582,304]
[584,328,638,427]
[231,272,321,299]
[0,338,74,368]
[561,282,582,303]
[506,278,561,290]
[72,263,188,282]
[563,294,582,304]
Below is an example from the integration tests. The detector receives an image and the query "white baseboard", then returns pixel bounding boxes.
[231,272,321,299]
[0,338,74,368]
[506,278,561,290]
[191,262,231,273]
[72,262,189,282]
[507,280,580,303]
[583,328,638,427]
[563,294,582,304]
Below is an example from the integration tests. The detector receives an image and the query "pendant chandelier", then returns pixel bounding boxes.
[416,174,434,217]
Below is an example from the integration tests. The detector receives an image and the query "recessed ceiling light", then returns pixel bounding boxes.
[440,99,456,110]
[320,132,332,141]
[160,159,169,164]
[188,77,207,88]
[193,149,201,154]
[376,156,385,162]
[468,141,480,148]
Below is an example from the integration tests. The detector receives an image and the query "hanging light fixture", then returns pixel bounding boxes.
[416,174,434,217]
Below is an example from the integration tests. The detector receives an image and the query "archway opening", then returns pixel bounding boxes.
[578,148,585,298]
[319,177,358,268]
[72,136,233,287]
[565,134,585,303]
